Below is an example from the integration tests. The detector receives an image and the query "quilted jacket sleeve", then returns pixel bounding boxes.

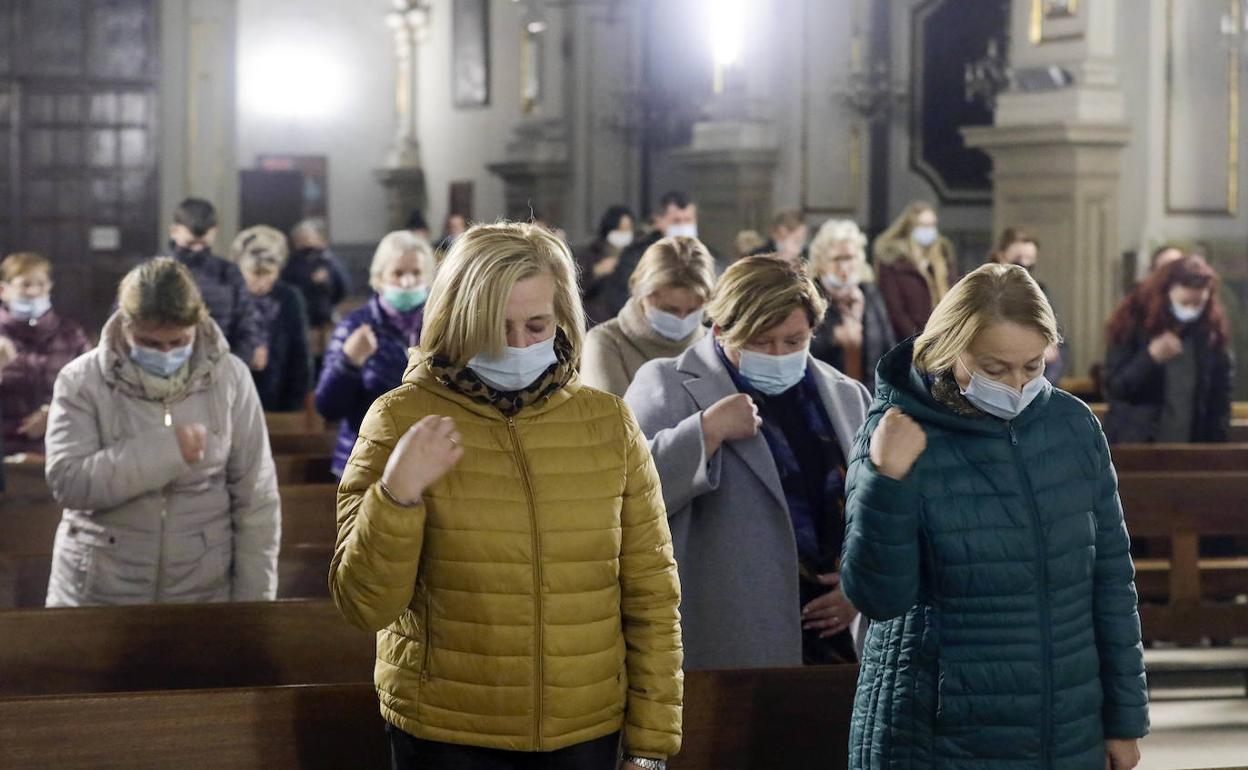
[330,395,426,632]
[616,401,684,760]
[839,409,925,621]
[225,358,281,601]
[1089,418,1150,739]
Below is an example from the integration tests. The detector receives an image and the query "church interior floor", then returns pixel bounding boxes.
[1139,683,1248,769]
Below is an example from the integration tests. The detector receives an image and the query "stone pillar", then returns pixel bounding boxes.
[669,121,779,261]
[375,1,430,231]
[962,0,1130,376]
[487,118,571,226]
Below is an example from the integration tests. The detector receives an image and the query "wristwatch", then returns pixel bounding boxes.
[621,756,667,770]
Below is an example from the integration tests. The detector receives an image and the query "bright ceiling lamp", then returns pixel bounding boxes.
[707,0,749,93]
[240,43,346,122]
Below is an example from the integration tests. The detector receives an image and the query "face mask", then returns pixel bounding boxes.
[821,273,855,291]
[606,230,634,250]
[666,223,698,239]
[131,342,194,378]
[1171,301,1205,324]
[912,226,939,248]
[957,357,1050,421]
[383,285,428,313]
[737,347,809,396]
[467,334,558,392]
[9,295,52,321]
[647,307,703,341]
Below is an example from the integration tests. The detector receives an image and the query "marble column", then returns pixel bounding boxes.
[963,0,1131,376]
[375,1,430,232]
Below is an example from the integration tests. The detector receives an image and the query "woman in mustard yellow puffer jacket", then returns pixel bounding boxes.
[331,222,683,770]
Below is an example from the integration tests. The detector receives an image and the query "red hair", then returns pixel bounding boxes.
[1107,255,1229,351]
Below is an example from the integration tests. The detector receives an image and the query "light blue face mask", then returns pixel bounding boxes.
[131,342,194,378]
[912,225,939,248]
[738,347,809,396]
[1171,301,1205,324]
[383,285,428,313]
[467,334,558,392]
[957,357,1050,421]
[647,306,703,342]
[9,295,52,321]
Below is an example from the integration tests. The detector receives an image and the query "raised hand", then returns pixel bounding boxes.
[869,408,927,481]
[380,416,465,506]
[175,423,208,464]
[701,393,762,457]
[343,324,379,368]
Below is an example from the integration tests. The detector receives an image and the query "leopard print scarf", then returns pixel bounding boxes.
[428,329,575,417]
[929,369,987,419]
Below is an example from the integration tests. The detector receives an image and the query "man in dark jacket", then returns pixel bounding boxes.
[599,190,701,320]
[283,217,349,374]
[166,198,265,366]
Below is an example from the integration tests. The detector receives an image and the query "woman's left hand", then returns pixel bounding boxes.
[17,407,49,439]
[801,573,859,638]
[1105,738,1140,770]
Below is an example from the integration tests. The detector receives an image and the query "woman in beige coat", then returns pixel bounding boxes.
[44,257,280,606]
[581,236,717,396]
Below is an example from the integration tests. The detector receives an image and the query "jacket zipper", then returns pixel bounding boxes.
[1008,422,1052,769]
[420,592,432,684]
[507,417,544,750]
[154,403,172,602]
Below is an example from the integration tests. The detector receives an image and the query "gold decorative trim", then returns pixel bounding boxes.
[1164,0,1239,216]
[1029,0,1083,45]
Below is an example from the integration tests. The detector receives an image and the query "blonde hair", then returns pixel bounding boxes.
[628,236,718,300]
[705,256,827,350]
[118,257,207,328]
[370,230,435,292]
[913,263,1059,373]
[231,225,289,275]
[420,222,586,365]
[878,201,936,244]
[735,229,766,259]
[1,251,52,282]
[809,219,867,275]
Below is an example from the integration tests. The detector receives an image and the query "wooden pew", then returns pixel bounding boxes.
[268,431,337,455]
[1118,471,1248,643]
[0,666,860,770]
[1,453,333,495]
[1110,443,1248,473]
[0,485,338,607]
[265,410,331,435]
[0,600,373,697]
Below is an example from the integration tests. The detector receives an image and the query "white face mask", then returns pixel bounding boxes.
[1171,301,1205,324]
[8,295,52,321]
[957,357,1050,421]
[647,306,703,341]
[606,230,634,250]
[912,225,939,248]
[467,334,558,392]
[821,273,856,291]
[666,223,698,239]
[738,347,809,396]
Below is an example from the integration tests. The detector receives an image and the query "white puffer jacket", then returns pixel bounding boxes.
[44,313,280,606]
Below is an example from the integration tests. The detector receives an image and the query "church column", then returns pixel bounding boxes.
[963,0,1130,376]
[375,1,431,232]
[668,1,780,260]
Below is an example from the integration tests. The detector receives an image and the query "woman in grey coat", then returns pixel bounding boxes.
[625,256,871,670]
[44,257,280,606]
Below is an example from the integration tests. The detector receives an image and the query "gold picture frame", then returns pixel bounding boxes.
[1029,0,1082,44]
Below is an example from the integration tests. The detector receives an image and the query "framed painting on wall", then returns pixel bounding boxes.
[453,0,490,108]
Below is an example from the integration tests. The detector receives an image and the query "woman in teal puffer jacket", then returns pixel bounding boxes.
[840,263,1148,770]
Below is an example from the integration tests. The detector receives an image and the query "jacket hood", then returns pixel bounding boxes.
[874,337,1052,437]
[96,311,230,401]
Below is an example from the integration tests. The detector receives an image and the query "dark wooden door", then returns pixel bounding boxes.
[0,0,160,332]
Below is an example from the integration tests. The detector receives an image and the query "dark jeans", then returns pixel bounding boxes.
[387,724,621,770]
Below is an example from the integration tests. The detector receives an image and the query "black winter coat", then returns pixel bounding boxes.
[251,282,312,413]
[1102,330,1232,443]
[280,248,349,328]
[169,245,264,364]
[810,283,896,394]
